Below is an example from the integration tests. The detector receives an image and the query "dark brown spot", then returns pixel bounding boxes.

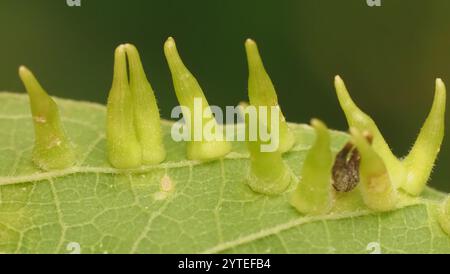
[332,132,373,192]
[332,142,360,192]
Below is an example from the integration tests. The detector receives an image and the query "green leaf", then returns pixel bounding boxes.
[0,92,449,254]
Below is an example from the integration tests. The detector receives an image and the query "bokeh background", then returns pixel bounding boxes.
[1,0,449,191]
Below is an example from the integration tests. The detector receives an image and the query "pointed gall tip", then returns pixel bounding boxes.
[113,44,127,63]
[163,37,179,61]
[164,37,188,75]
[433,78,446,110]
[111,45,129,90]
[334,75,357,110]
[124,43,137,52]
[310,119,328,138]
[115,44,126,55]
[165,37,176,50]
[245,38,265,75]
[310,118,324,129]
[124,43,140,62]
[113,45,127,64]
[334,76,348,98]
[436,78,446,93]
[245,38,256,48]
[18,66,33,88]
[245,38,259,53]
[334,75,344,87]
[18,65,43,97]
[238,101,249,108]
[18,65,30,77]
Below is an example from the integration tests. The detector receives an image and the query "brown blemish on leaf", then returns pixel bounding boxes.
[332,132,373,192]
[332,142,360,192]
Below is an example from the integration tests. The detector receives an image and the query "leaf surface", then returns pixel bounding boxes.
[0,92,449,254]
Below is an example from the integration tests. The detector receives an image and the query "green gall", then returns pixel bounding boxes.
[245,39,295,153]
[125,44,166,165]
[335,76,446,196]
[106,45,142,169]
[334,75,406,189]
[19,66,76,170]
[290,119,334,214]
[350,128,397,212]
[244,106,291,195]
[246,143,291,195]
[402,79,446,195]
[164,37,231,161]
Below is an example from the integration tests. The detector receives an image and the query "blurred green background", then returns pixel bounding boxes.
[0,0,449,191]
